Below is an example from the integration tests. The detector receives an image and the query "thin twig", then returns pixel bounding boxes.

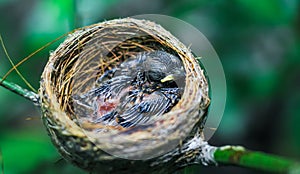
[0,77,39,105]
[0,34,37,93]
[0,32,69,83]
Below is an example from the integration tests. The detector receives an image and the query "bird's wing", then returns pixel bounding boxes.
[117,91,171,127]
[106,75,133,96]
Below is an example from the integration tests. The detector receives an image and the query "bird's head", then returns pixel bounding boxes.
[142,51,186,86]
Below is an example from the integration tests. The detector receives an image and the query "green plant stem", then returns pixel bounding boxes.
[0,77,39,105]
[213,145,300,173]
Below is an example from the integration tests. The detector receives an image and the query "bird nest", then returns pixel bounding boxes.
[40,18,210,170]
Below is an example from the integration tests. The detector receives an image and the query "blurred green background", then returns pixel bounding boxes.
[0,0,300,173]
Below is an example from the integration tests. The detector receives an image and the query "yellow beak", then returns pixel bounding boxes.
[161,75,174,83]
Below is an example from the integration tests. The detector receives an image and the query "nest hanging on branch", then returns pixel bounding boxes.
[39,18,210,173]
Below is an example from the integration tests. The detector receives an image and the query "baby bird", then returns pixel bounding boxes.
[76,50,185,128]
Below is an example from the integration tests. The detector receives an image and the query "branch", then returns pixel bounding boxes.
[0,77,39,105]
[153,134,300,173]
[214,145,300,173]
